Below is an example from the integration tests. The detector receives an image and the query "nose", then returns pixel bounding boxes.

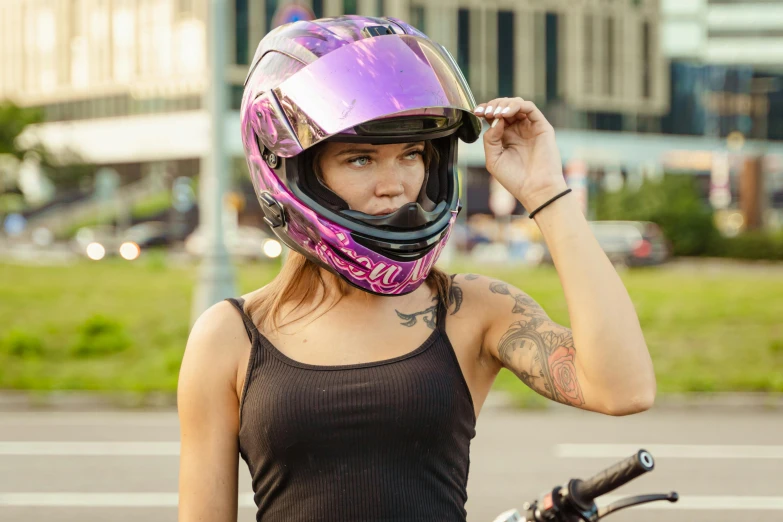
[374,164,405,199]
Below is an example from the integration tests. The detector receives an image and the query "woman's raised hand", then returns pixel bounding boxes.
[474,97,568,212]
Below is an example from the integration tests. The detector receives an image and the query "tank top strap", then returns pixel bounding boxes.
[225,297,257,343]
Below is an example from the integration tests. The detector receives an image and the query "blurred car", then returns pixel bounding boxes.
[184,225,282,261]
[122,221,188,248]
[540,221,670,267]
[70,225,140,261]
[122,221,169,248]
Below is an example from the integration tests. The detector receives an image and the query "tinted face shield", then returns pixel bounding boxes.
[261,34,481,157]
[338,111,463,142]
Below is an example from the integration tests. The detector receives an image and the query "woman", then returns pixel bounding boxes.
[177,16,656,522]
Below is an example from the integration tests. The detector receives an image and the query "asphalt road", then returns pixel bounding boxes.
[1,402,781,522]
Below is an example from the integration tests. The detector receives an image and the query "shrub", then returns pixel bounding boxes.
[70,315,131,358]
[1,329,45,358]
[707,231,783,261]
[595,174,718,256]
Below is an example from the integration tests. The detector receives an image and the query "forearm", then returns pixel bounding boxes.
[532,192,656,412]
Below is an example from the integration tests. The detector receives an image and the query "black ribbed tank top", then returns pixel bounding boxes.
[226,296,476,522]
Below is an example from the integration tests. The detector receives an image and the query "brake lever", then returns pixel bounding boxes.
[493,490,679,522]
[596,492,679,519]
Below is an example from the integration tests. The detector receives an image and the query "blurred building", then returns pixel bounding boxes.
[656,0,783,229]
[0,0,213,181]
[0,0,667,164]
[662,0,783,67]
[1,0,782,220]
[660,0,783,141]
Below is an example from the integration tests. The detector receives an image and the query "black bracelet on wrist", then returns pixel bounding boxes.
[528,188,572,219]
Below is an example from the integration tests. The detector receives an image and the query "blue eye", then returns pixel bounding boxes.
[348,156,370,167]
[405,150,424,160]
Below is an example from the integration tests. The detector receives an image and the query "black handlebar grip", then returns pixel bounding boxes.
[571,449,655,504]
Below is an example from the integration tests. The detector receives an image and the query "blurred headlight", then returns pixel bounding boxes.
[119,241,141,261]
[86,242,106,261]
[263,239,283,258]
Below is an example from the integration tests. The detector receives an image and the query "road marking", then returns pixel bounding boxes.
[555,443,783,459]
[0,493,256,507]
[1,493,782,510]
[0,442,180,456]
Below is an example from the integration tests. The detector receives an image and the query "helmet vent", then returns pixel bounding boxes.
[362,25,394,38]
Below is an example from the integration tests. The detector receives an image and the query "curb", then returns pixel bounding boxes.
[2,390,782,413]
[0,391,178,412]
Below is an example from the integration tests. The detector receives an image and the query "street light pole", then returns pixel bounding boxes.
[192,0,236,325]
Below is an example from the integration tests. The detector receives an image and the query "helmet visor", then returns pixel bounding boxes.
[271,34,481,156]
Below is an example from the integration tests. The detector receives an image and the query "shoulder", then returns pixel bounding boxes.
[180,300,253,396]
[189,299,253,352]
[446,273,493,319]
[446,273,551,350]
[441,274,529,381]
[447,273,544,317]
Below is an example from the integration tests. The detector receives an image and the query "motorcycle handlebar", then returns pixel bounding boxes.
[570,449,655,506]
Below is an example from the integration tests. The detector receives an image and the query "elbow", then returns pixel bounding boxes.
[602,383,657,417]
[603,344,657,416]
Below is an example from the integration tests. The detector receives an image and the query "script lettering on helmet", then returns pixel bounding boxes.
[347,264,369,278]
[351,254,373,270]
[411,255,430,283]
[369,263,402,285]
[410,250,438,283]
[410,257,426,282]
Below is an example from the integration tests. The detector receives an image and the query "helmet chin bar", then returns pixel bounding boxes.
[350,225,448,260]
[341,200,448,229]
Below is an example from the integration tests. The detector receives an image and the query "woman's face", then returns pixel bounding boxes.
[317,141,426,216]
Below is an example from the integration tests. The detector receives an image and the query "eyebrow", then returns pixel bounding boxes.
[333,142,425,157]
[334,147,377,157]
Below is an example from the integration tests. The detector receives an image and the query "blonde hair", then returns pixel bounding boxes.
[245,139,450,332]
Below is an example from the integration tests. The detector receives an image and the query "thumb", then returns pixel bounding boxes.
[482,118,505,169]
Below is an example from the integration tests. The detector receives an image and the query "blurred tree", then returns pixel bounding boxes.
[0,102,43,158]
[0,101,93,192]
[38,148,94,192]
[596,174,717,256]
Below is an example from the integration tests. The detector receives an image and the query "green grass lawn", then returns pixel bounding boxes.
[1,257,782,400]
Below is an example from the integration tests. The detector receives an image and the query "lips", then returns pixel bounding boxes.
[372,208,398,216]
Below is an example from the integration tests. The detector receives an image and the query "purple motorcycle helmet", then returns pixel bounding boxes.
[241,15,481,295]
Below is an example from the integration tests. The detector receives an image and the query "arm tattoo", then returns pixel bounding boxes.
[490,282,547,317]
[464,273,480,281]
[396,299,438,330]
[498,318,584,406]
[492,281,584,407]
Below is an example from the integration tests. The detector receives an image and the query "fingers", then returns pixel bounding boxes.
[474,99,513,134]
[482,110,506,161]
[473,98,511,120]
[473,97,550,127]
